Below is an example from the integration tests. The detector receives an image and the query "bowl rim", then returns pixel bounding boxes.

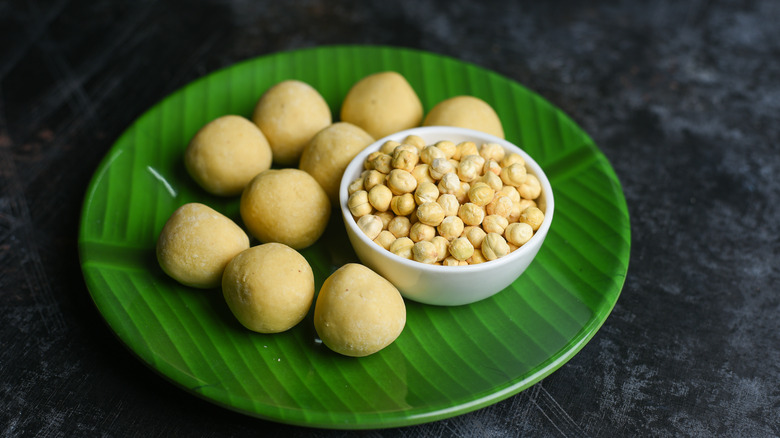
[339,126,555,273]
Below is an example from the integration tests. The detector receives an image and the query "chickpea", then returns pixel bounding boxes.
[500,162,527,187]
[449,237,475,261]
[505,222,534,246]
[347,177,364,196]
[390,193,416,216]
[467,248,487,264]
[412,240,438,264]
[392,148,419,172]
[402,135,426,151]
[347,190,372,217]
[409,222,435,242]
[363,170,386,191]
[482,233,510,261]
[386,169,418,195]
[368,152,393,174]
[379,140,401,155]
[393,143,418,156]
[483,214,509,235]
[517,173,542,200]
[429,157,454,180]
[443,257,468,267]
[438,172,461,196]
[411,163,435,184]
[479,142,506,162]
[416,201,446,226]
[437,215,465,241]
[483,159,502,176]
[463,226,487,249]
[458,154,485,182]
[389,237,414,259]
[420,145,446,165]
[455,182,471,204]
[373,230,396,249]
[387,215,412,238]
[507,201,523,223]
[454,141,478,161]
[517,198,537,211]
[458,202,485,226]
[364,151,383,170]
[368,183,393,212]
[431,235,449,262]
[499,185,521,202]
[437,193,460,217]
[357,214,383,240]
[519,206,545,231]
[500,152,525,168]
[486,194,513,218]
[435,140,456,159]
[468,182,495,207]
[479,171,503,192]
[414,181,440,205]
[375,211,394,229]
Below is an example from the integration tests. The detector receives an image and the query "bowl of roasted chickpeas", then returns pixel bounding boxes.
[339,126,554,306]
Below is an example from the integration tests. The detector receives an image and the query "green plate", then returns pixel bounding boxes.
[78,45,630,429]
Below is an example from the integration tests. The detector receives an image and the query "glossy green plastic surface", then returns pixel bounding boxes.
[78,45,630,429]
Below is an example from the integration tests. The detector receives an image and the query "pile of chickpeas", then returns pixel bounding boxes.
[347,134,545,266]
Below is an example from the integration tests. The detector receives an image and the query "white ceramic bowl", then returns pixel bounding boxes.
[339,127,554,306]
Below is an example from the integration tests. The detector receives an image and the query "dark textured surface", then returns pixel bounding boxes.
[1,0,778,436]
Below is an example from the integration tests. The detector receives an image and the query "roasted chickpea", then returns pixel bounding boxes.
[416,202,446,227]
[453,141,478,161]
[458,154,485,182]
[411,163,435,185]
[390,193,416,216]
[482,214,509,235]
[458,202,485,226]
[373,230,396,249]
[435,140,456,159]
[412,240,438,264]
[368,183,393,212]
[504,222,534,246]
[420,145,446,165]
[409,222,436,242]
[479,142,505,162]
[482,233,510,261]
[387,216,412,238]
[431,236,449,262]
[517,173,542,200]
[429,157,454,180]
[463,225,487,249]
[468,182,495,207]
[414,181,440,205]
[357,214,383,240]
[437,215,465,241]
[389,237,414,259]
[392,148,419,172]
[519,206,545,231]
[402,134,426,151]
[486,194,513,218]
[436,193,460,217]
[448,237,475,261]
[379,140,401,155]
[347,190,372,217]
[500,162,527,187]
[387,169,418,195]
[363,170,386,191]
